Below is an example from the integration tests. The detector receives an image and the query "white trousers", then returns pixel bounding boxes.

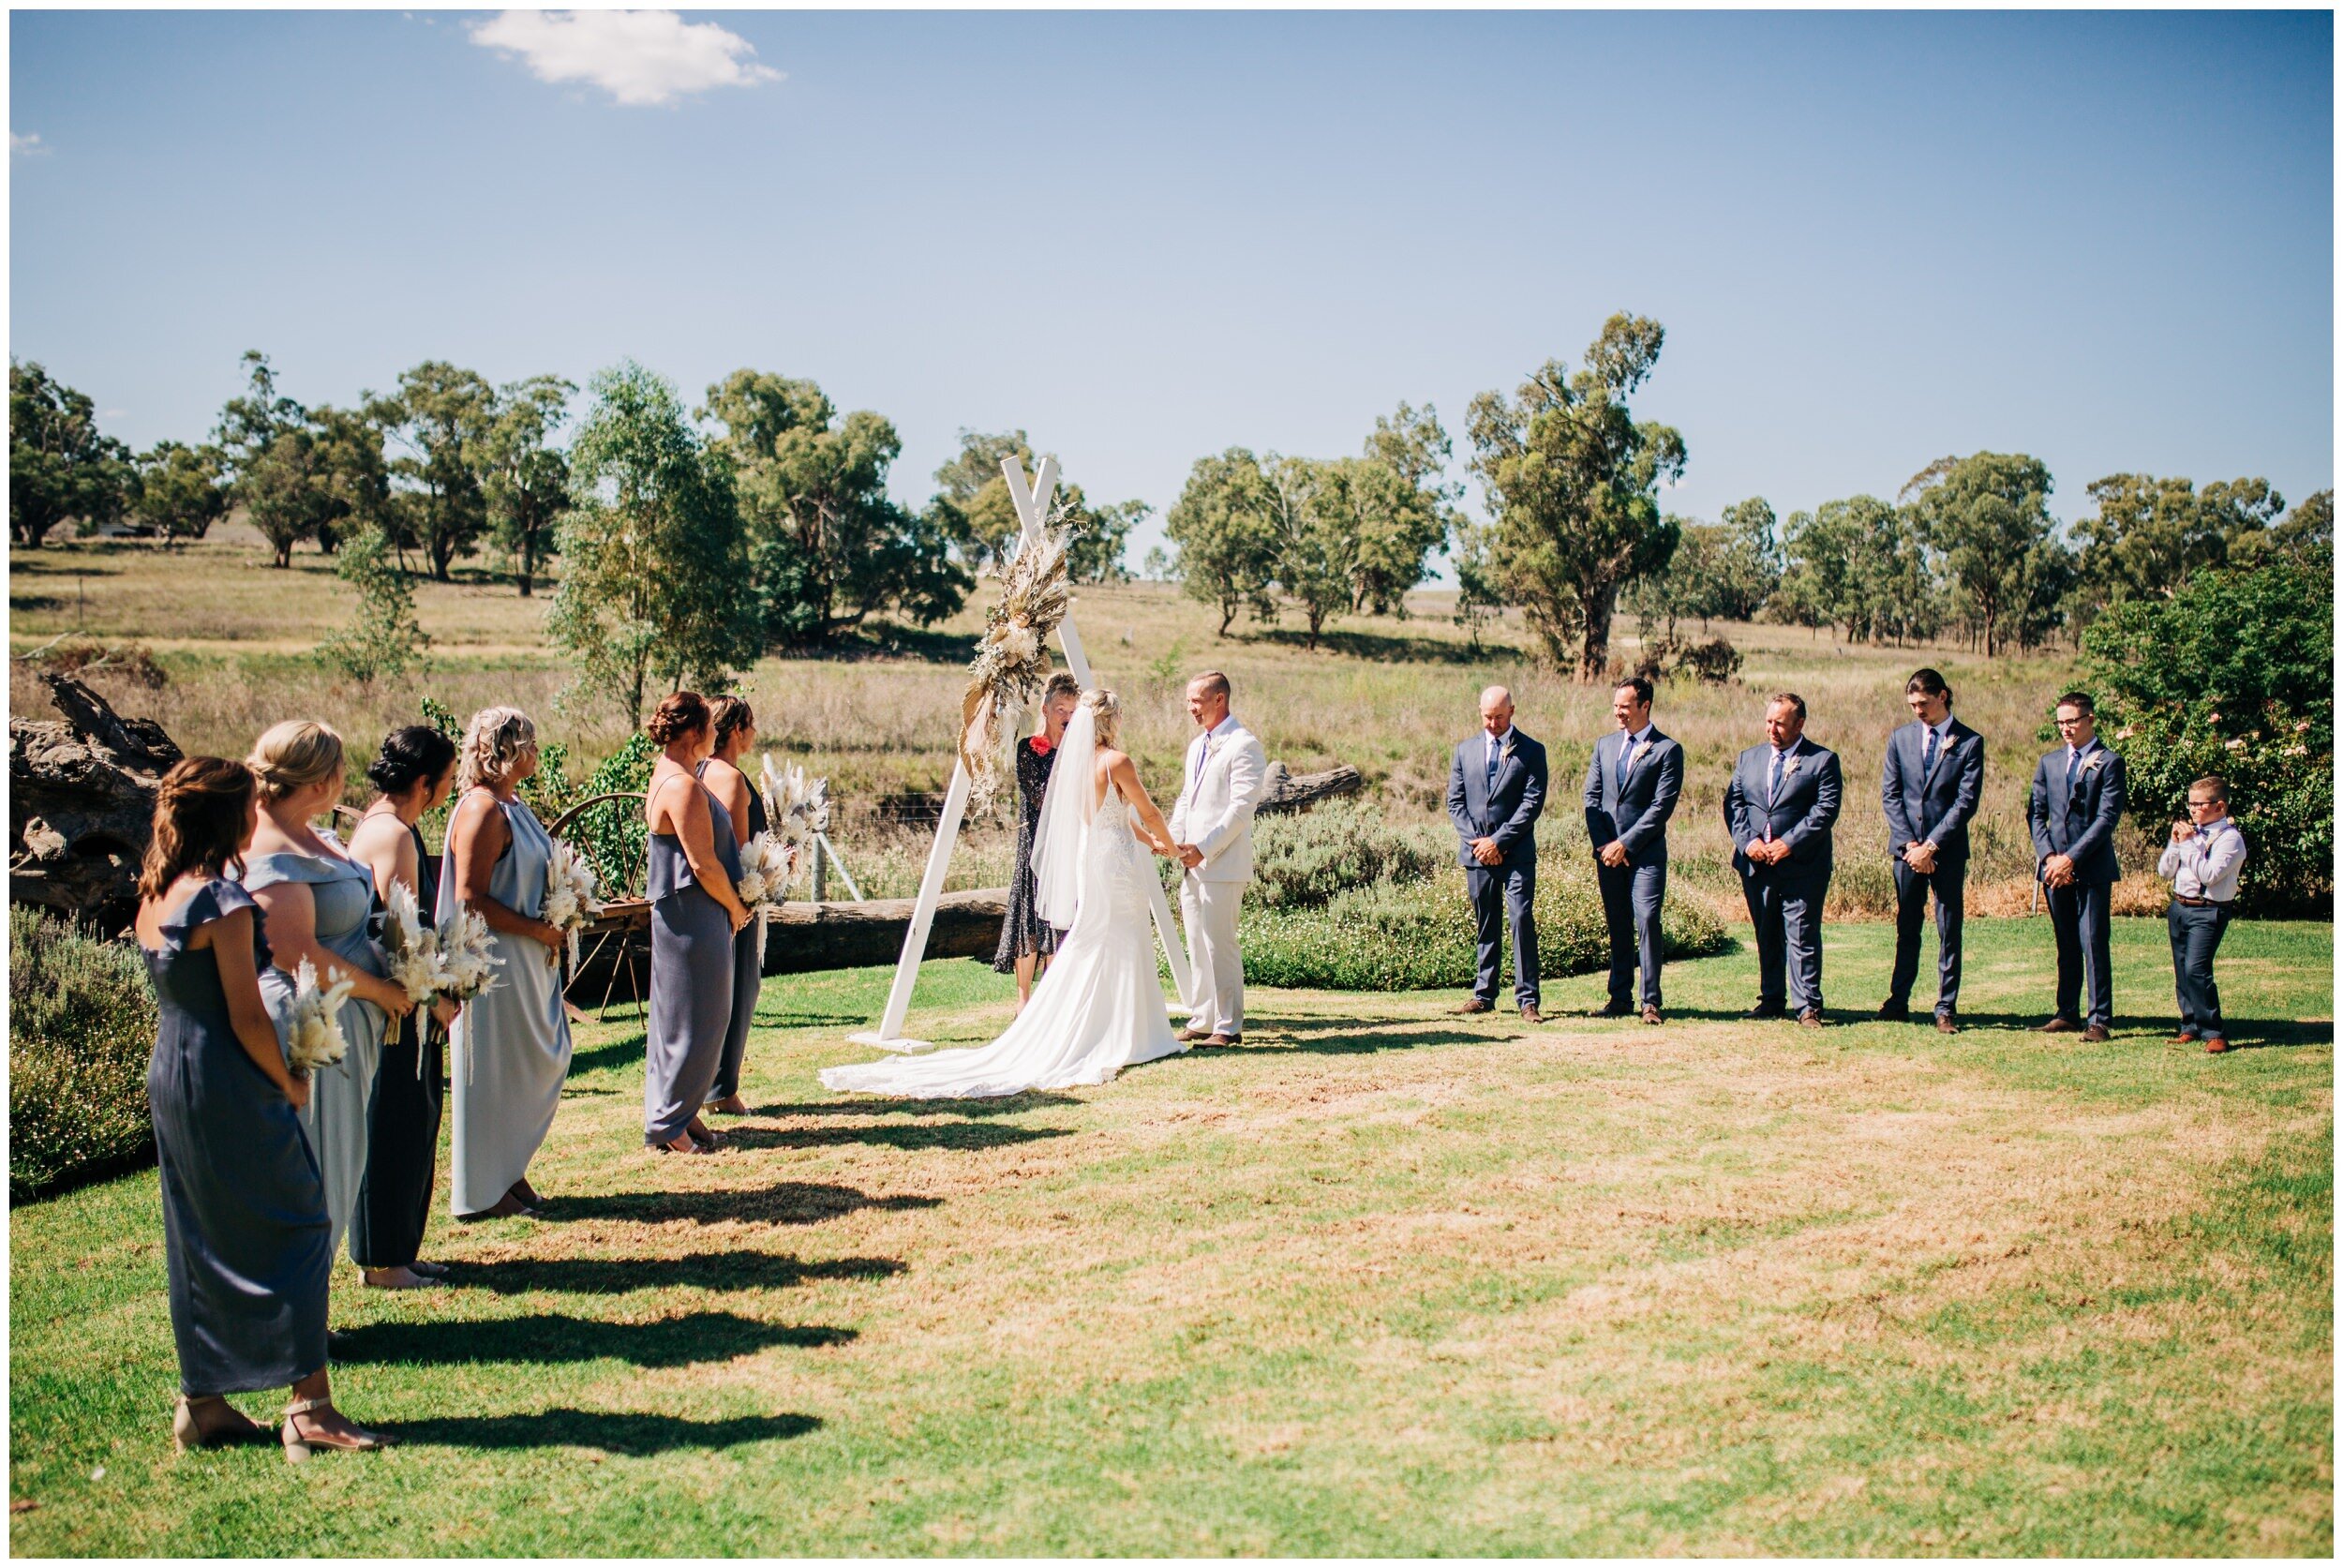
[1180,874,1247,1037]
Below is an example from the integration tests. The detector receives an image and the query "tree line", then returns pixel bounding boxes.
[8,354,1149,717]
[1156,313,2332,678]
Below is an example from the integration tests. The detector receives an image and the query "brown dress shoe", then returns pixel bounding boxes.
[2039,1016,2082,1034]
[1519,1006,1544,1024]
[2203,1036,2231,1054]
[1176,1027,1214,1042]
[1641,1006,1663,1025]
[1798,1009,1825,1028]
[2172,1030,2200,1045]
[1935,1013,1960,1035]
[1452,997,1494,1016]
[1204,1033,1240,1048]
[2082,1023,2111,1042]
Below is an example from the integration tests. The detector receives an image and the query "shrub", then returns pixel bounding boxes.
[1236,869,1728,992]
[10,907,158,1201]
[2082,561,2333,913]
[1244,799,1451,910]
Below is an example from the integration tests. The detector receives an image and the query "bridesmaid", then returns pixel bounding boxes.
[440,706,573,1220]
[138,755,385,1459]
[698,694,765,1117]
[642,692,752,1155]
[995,671,1082,1011]
[238,721,414,1270]
[346,725,460,1288]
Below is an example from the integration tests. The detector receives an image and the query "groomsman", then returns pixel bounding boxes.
[1878,668,1985,1033]
[1721,693,1843,1025]
[2157,775,2249,1054]
[1447,686,1548,1023]
[2028,692,2127,1041]
[1582,677,1682,1023]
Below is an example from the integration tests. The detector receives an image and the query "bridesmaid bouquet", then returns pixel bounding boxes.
[437,906,502,1004]
[284,958,358,1076]
[540,840,603,970]
[380,880,455,1047]
[758,755,831,896]
[734,830,796,918]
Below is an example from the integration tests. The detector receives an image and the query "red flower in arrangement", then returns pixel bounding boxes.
[1029,736,1053,756]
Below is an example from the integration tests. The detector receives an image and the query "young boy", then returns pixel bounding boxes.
[2156,776,2249,1053]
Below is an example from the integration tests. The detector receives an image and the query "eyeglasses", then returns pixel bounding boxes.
[2053,715,2089,727]
[2187,798,2223,811]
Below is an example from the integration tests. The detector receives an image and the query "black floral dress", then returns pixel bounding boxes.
[992,737,1063,973]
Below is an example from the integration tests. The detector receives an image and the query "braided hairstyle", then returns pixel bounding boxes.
[1082,687,1122,749]
[139,757,257,902]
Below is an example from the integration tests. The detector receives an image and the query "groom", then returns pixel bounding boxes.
[1169,671,1269,1048]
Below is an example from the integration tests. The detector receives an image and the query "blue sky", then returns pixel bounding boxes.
[11,9,2333,575]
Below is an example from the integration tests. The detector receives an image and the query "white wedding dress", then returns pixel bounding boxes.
[821,709,1182,1099]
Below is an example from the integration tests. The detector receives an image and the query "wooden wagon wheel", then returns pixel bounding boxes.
[546,790,651,1021]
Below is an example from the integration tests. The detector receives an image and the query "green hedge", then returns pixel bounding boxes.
[1237,870,1729,992]
[10,908,158,1202]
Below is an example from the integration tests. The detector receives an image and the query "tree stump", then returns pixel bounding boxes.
[8,673,184,933]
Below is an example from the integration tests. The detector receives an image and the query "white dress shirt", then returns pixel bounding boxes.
[2158,815,2248,903]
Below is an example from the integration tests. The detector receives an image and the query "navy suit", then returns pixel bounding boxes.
[1448,727,1547,1009]
[1880,717,1985,1016]
[2028,739,2127,1027]
[1721,738,1842,1014]
[1583,726,1683,1008]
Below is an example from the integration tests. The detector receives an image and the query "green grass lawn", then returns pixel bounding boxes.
[9,917,2332,1555]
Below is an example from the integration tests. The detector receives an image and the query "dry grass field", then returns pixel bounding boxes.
[10,526,2159,917]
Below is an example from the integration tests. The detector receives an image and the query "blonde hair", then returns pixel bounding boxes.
[1083,687,1122,748]
[457,706,537,793]
[246,720,345,802]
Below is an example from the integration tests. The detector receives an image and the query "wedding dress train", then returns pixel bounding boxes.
[820,713,1181,1099]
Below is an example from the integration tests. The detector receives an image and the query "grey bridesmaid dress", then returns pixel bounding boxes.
[143,879,331,1395]
[645,771,740,1146]
[439,791,574,1216]
[701,760,767,1107]
[240,844,389,1267]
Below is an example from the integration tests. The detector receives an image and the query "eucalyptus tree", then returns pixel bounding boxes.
[127,441,230,542]
[1352,401,1461,615]
[2070,472,2285,624]
[215,351,330,567]
[1467,314,1687,680]
[549,362,759,727]
[1165,447,1280,636]
[1901,451,2061,656]
[11,359,130,547]
[701,369,967,647]
[932,428,1145,583]
[483,374,575,596]
[382,361,496,580]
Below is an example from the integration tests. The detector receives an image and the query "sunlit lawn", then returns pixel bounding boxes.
[9,917,2332,1555]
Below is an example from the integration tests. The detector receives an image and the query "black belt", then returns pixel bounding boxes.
[2172,894,2231,908]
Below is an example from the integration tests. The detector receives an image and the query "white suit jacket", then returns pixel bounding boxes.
[1169,716,1270,885]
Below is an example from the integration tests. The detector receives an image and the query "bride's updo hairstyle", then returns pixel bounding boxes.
[1082,687,1122,749]
[646,691,711,747]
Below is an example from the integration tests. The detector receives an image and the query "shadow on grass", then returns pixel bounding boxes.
[753,1009,872,1030]
[751,1092,1084,1118]
[1249,626,1495,665]
[391,1409,823,1454]
[1251,1025,1502,1055]
[335,1311,852,1368]
[548,1182,941,1227]
[718,1123,1072,1153]
[568,1031,645,1078]
[455,1252,904,1295]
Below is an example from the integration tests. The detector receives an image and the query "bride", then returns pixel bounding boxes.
[821,688,1185,1098]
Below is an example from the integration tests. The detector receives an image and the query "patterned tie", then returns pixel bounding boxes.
[1921,725,1938,778]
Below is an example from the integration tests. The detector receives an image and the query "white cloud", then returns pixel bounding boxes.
[11,132,47,157]
[470,10,781,107]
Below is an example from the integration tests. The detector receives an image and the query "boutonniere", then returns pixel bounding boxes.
[1629,739,1654,765]
[2083,753,2110,774]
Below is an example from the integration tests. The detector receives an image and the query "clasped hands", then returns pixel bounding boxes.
[1470,835,1504,868]
[1900,840,1939,875]
[1162,840,1204,869]
[1743,836,1793,867]
[2041,852,2077,889]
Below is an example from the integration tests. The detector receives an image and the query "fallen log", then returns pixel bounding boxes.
[567,888,1011,1006]
[1256,763,1363,814]
[8,673,184,933]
